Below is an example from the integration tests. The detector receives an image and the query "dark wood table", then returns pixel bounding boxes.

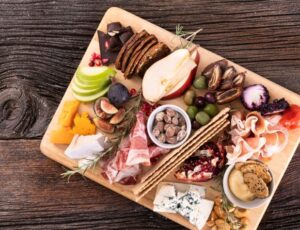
[0,1,299,229]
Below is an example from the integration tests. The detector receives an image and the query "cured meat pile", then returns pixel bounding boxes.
[103,111,169,184]
[226,111,289,165]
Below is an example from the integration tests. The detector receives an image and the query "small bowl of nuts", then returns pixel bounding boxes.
[147,104,191,149]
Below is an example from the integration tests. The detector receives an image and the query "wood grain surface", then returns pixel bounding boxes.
[0,0,299,229]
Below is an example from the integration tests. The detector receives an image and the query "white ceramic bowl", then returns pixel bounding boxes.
[147,104,191,149]
[223,162,274,209]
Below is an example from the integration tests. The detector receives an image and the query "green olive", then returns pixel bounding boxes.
[203,104,219,117]
[183,89,196,105]
[186,106,199,120]
[193,75,207,89]
[195,111,211,125]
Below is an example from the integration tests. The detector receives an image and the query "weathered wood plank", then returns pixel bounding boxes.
[0,0,299,229]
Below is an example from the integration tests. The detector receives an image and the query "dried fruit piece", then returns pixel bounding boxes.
[222,66,237,81]
[110,108,126,124]
[202,59,228,78]
[93,117,115,133]
[260,98,289,116]
[232,72,245,87]
[208,65,222,90]
[216,87,243,104]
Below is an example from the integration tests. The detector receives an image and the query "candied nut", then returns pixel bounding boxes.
[202,59,228,78]
[174,126,181,135]
[240,217,249,226]
[171,117,179,125]
[152,127,160,137]
[210,210,218,221]
[206,220,215,227]
[234,208,248,218]
[155,111,165,121]
[232,72,245,87]
[215,219,230,230]
[157,133,166,143]
[214,205,226,219]
[166,136,177,144]
[178,116,186,126]
[208,64,222,90]
[177,130,186,142]
[166,108,177,117]
[164,123,172,131]
[163,114,172,124]
[214,196,223,206]
[156,121,164,132]
[216,87,242,104]
[166,125,176,137]
[211,226,217,230]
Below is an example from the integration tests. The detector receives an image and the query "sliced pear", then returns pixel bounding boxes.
[142,49,197,103]
[72,87,109,102]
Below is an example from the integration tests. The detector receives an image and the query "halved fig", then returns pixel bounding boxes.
[94,97,111,119]
[93,117,115,133]
[175,142,226,182]
[100,98,118,114]
[110,108,126,124]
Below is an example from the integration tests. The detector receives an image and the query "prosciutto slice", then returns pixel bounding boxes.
[226,111,289,165]
[102,110,169,184]
[126,111,150,166]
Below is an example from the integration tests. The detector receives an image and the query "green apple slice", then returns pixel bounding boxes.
[72,86,110,102]
[73,77,99,90]
[76,66,116,83]
[71,79,111,96]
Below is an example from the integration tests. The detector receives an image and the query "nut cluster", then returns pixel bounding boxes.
[207,196,249,230]
[202,59,245,104]
[152,108,186,144]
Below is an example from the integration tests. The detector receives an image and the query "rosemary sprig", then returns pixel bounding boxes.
[61,92,143,181]
[221,189,242,230]
[61,147,112,182]
[175,24,203,48]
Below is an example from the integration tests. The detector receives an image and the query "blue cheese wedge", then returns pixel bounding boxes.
[153,184,177,213]
[153,182,214,230]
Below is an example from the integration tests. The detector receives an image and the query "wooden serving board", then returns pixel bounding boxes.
[40,7,300,230]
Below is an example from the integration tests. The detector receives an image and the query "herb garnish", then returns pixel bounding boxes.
[61,92,143,181]
[175,24,203,48]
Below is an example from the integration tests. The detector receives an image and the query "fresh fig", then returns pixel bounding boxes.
[107,83,131,108]
[93,117,115,133]
[110,108,126,124]
[100,98,118,114]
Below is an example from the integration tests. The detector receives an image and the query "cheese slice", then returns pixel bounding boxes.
[65,133,109,160]
[153,184,177,213]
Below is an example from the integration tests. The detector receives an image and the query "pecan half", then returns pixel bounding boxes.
[202,59,228,78]
[232,72,245,87]
[208,65,222,90]
[216,87,242,104]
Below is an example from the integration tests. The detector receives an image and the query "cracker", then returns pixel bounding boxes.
[121,31,149,72]
[135,120,230,200]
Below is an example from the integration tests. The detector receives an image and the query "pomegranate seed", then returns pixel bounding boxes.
[88,60,95,67]
[130,88,136,96]
[94,59,102,66]
[92,52,98,60]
